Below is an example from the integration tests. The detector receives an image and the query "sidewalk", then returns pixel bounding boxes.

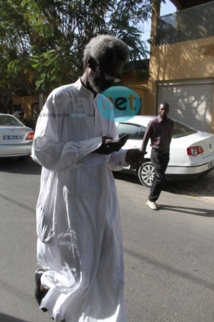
[164,169,214,203]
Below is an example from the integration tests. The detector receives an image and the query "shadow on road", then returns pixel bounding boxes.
[0,157,41,175]
[114,170,214,201]
[160,205,214,217]
[113,171,141,185]
[0,313,28,322]
[164,171,214,199]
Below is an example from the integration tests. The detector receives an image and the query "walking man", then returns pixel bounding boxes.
[32,34,144,322]
[141,102,174,210]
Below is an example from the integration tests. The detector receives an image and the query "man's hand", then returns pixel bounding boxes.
[92,136,128,155]
[125,149,146,167]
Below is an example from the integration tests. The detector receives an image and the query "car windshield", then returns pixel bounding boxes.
[0,115,23,127]
[172,121,197,138]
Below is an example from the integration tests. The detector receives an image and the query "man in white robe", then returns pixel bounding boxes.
[32,34,144,322]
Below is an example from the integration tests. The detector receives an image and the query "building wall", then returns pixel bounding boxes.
[149,37,214,82]
[122,72,148,115]
[12,96,39,119]
[147,36,214,132]
[146,0,214,132]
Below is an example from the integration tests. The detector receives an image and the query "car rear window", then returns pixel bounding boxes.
[173,121,197,138]
[0,115,23,126]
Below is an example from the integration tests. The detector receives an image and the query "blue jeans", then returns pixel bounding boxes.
[149,148,169,202]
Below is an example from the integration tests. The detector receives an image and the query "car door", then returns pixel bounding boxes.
[116,122,145,150]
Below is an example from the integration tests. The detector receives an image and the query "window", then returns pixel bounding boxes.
[117,123,145,140]
[0,115,23,127]
[173,121,197,138]
[139,128,146,139]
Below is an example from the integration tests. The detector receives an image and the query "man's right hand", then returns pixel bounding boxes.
[92,136,128,155]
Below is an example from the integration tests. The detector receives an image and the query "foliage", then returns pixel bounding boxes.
[0,0,157,104]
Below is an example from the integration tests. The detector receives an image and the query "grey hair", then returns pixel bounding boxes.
[83,34,129,68]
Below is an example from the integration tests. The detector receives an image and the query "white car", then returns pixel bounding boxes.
[0,113,34,161]
[116,115,214,187]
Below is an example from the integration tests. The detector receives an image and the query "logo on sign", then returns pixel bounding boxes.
[97,86,141,121]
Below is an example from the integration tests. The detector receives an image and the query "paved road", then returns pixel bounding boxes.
[116,177,214,322]
[0,158,213,322]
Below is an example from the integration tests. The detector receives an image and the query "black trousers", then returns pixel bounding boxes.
[149,148,169,202]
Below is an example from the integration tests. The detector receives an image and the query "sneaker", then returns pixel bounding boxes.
[146,200,157,210]
[35,269,48,312]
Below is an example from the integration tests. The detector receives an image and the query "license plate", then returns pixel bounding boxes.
[3,135,23,140]
[208,160,214,169]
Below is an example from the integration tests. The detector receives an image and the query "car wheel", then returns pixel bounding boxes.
[138,161,155,188]
[17,156,30,162]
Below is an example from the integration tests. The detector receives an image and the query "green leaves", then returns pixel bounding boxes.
[0,0,152,100]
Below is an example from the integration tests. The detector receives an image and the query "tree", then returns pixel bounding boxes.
[0,0,154,105]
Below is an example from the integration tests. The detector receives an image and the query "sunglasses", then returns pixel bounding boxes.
[98,64,121,83]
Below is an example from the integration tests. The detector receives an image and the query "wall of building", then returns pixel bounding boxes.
[149,36,214,82]
[122,70,150,115]
[147,35,214,130]
[144,0,214,132]
[12,96,39,119]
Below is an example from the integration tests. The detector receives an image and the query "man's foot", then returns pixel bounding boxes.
[35,269,48,312]
[146,200,157,210]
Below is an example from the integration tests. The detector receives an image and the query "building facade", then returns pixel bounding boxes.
[147,0,214,132]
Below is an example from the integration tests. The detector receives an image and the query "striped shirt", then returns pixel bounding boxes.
[141,115,174,152]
